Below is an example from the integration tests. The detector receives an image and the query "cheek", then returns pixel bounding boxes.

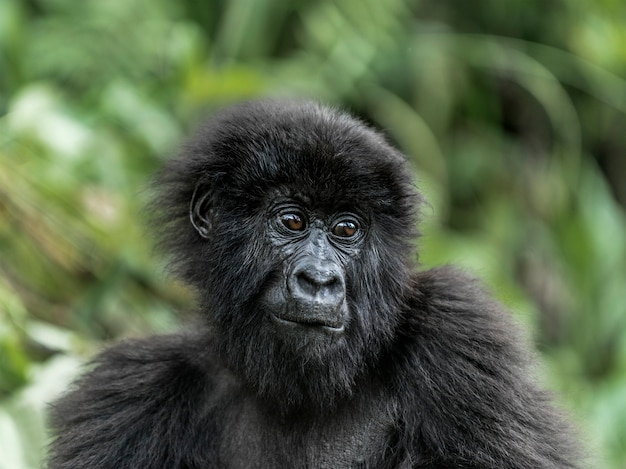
[346,242,404,299]
[207,230,273,300]
[258,270,287,309]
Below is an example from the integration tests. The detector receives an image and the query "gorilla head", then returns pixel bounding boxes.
[157,100,421,411]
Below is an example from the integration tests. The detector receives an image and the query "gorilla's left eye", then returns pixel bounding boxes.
[332,220,359,238]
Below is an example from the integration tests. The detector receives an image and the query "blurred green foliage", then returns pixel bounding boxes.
[1,0,626,467]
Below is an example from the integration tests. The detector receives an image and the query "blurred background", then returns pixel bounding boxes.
[1,0,625,467]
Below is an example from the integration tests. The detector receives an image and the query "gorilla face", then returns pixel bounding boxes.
[260,201,367,339]
[161,99,420,410]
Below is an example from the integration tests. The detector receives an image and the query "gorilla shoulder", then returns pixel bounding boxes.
[48,332,223,468]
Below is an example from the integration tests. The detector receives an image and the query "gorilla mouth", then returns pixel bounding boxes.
[270,313,345,334]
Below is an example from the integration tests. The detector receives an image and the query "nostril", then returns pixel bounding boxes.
[296,271,319,297]
[321,276,341,296]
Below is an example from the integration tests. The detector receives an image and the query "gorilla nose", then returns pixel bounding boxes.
[289,262,345,310]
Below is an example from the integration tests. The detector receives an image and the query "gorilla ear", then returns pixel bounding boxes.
[190,184,213,239]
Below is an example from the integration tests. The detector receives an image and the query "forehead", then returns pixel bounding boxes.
[213,108,406,206]
[229,140,402,217]
[184,100,416,222]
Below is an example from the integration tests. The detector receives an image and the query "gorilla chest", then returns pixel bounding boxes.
[218,398,395,468]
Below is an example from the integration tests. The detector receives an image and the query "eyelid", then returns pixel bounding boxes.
[274,207,308,235]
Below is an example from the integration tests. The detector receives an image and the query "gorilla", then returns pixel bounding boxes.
[47,100,580,468]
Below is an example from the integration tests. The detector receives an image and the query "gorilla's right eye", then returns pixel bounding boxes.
[280,213,306,232]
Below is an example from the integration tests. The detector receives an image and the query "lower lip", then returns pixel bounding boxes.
[270,314,345,334]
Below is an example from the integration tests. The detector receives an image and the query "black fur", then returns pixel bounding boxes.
[47,100,580,468]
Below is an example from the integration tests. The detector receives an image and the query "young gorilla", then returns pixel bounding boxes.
[48,100,580,468]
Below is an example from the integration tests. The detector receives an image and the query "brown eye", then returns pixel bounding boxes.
[332,220,358,238]
[280,213,305,232]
